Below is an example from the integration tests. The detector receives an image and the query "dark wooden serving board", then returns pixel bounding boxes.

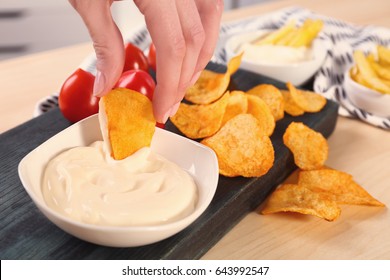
[0,63,338,259]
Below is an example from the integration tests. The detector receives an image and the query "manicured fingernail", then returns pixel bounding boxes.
[161,110,171,124]
[169,102,181,116]
[216,0,223,11]
[190,71,202,85]
[93,71,105,97]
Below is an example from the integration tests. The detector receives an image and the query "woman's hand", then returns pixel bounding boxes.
[69,0,223,123]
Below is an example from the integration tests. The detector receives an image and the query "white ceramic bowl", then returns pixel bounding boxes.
[18,114,219,247]
[344,69,390,117]
[225,30,327,86]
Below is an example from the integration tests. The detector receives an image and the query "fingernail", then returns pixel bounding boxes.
[190,71,202,86]
[215,0,223,11]
[93,71,106,97]
[169,101,181,116]
[161,110,171,124]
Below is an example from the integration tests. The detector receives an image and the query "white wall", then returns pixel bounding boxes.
[0,0,272,61]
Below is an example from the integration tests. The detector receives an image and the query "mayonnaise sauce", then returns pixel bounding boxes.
[240,43,313,64]
[42,141,197,227]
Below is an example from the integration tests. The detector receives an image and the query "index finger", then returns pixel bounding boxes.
[136,0,185,123]
[194,0,223,73]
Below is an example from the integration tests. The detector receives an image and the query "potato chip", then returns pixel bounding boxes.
[377,45,390,66]
[286,82,327,113]
[246,95,275,136]
[201,114,274,177]
[226,52,244,76]
[280,89,305,116]
[254,20,296,45]
[221,91,248,126]
[184,70,229,105]
[350,66,371,88]
[246,84,284,121]
[101,88,156,160]
[286,19,324,47]
[354,50,390,94]
[369,59,390,81]
[184,53,243,104]
[275,27,298,45]
[170,92,230,139]
[298,169,385,207]
[261,184,341,221]
[283,122,328,170]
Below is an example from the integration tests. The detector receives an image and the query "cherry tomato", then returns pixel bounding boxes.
[147,42,157,72]
[114,70,165,128]
[59,68,98,123]
[114,69,155,100]
[123,43,149,73]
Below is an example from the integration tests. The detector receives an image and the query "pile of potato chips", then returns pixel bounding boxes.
[170,54,327,178]
[253,19,324,47]
[351,46,390,94]
[100,56,385,223]
[261,122,385,221]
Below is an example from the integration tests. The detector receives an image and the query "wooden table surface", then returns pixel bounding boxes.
[1,0,389,259]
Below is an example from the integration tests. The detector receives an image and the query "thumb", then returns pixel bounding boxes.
[69,0,124,97]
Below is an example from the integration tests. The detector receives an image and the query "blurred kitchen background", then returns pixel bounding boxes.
[0,0,270,61]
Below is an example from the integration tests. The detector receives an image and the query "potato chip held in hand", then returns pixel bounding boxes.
[261,184,341,221]
[283,122,328,170]
[298,169,385,207]
[201,114,274,177]
[184,53,243,104]
[170,92,230,139]
[100,88,156,160]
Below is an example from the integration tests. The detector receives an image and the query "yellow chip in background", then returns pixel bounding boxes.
[246,84,285,121]
[261,184,341,221]
[378,45,390,66]
[201,114,274,177]
[221,90,248,126]
[283,122,328,170]
[246,95,275,136]
[298,169,385,207]
[101,88,156,160]
[170,92,230,139]
[286,82,327,113]
[184,53,243,104]
[280,89,305,116]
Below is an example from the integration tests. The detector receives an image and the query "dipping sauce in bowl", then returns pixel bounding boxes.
[225,30,327,86]
[43,141,197,227]
[239,43,313,65]
[18,115,219,247]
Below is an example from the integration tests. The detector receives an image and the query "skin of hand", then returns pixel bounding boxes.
[69,0,224,123]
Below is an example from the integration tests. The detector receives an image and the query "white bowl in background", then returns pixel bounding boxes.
[344,69,390,117]
[225,30,327,86]
[18,114,219,247]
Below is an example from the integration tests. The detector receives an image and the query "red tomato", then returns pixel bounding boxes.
[114,69,155,100]
[123,43,149,73]
[147,42,157,72]
[114,70,165,128]
[59,68,98,123]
